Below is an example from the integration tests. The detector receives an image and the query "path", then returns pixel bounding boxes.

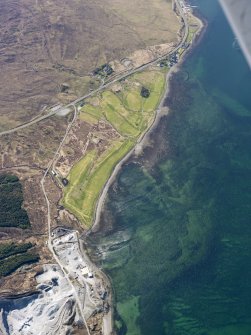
[0,2,189,334]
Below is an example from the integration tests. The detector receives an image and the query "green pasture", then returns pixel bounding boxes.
[63,69,166,227]
[63,140,134,227]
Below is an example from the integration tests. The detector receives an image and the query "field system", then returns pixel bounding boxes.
[0,0,203,333]
[62,70,166,227]
[0,0,180,129]
[59,2,201,229]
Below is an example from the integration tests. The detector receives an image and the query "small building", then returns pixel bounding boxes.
[69,272,78,280]
[62,178,69,186]
[92,63,114,77]
[81,267,89,276]
[88,272,94,278]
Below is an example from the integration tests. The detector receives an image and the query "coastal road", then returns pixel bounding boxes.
[40,106,91,335]
[1,1,189,333]
[0,0,188,138]
[92,0,189,230]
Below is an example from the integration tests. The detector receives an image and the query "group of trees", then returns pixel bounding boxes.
[0,174,30,228]
[140,87,150,98]
[0,175,38,277]
[0,242,39,277]
[0,252,39,277]
[0,242,33,260]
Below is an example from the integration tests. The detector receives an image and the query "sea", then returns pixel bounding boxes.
[86,0,251,334]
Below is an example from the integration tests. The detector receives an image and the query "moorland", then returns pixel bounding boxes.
[0,0,179,129]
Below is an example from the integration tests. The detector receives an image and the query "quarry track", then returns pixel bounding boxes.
[0,2,188,333]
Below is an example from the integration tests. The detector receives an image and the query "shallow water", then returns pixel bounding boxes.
[87,0,251,334]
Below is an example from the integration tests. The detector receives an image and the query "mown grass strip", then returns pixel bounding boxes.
[63,69,167,228]
[104,105,138,137]
[63,140,134,227]
[79,112,99,124]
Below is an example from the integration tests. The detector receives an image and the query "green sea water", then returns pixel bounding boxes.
[87,0,251,334]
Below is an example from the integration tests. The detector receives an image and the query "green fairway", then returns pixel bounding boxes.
[82,104,103,120]
[63,140,134,227]
[124,90,142,111]
[104,106,139,137]
[63,69,167,227]
[142,91,162,112]
[79,111,99,124]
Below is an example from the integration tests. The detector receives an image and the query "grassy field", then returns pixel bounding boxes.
[63,140,134,226]
[79,112,99,125]
[0,0,179,127]
[63,69,166,227]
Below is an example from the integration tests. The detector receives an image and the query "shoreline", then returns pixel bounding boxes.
[139,9,207,149]
[90,8,206,234]
[86,8,207,333]
[0,5,207,335]
[86,6,207,334]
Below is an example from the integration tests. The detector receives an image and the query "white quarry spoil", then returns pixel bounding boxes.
[0,229,111,335]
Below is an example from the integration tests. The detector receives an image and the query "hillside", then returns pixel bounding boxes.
[0,0,180,129]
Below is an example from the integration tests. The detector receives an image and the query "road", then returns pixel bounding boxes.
[92,0,189,231]
[40,106,91,335]
[2,1,189,333]
[40,0,188,330]
[0,0,188,138]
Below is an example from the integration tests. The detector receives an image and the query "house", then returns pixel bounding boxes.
[62,178,69,186]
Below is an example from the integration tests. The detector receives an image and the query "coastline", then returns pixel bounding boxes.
[83,1,251,333]
[90,8,206,234]
[139,10,207,149]
[86,8,207,333]
[0,5,207,335]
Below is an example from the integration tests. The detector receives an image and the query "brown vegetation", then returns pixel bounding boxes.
[0,0,179,128]
[0,0,182,297]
